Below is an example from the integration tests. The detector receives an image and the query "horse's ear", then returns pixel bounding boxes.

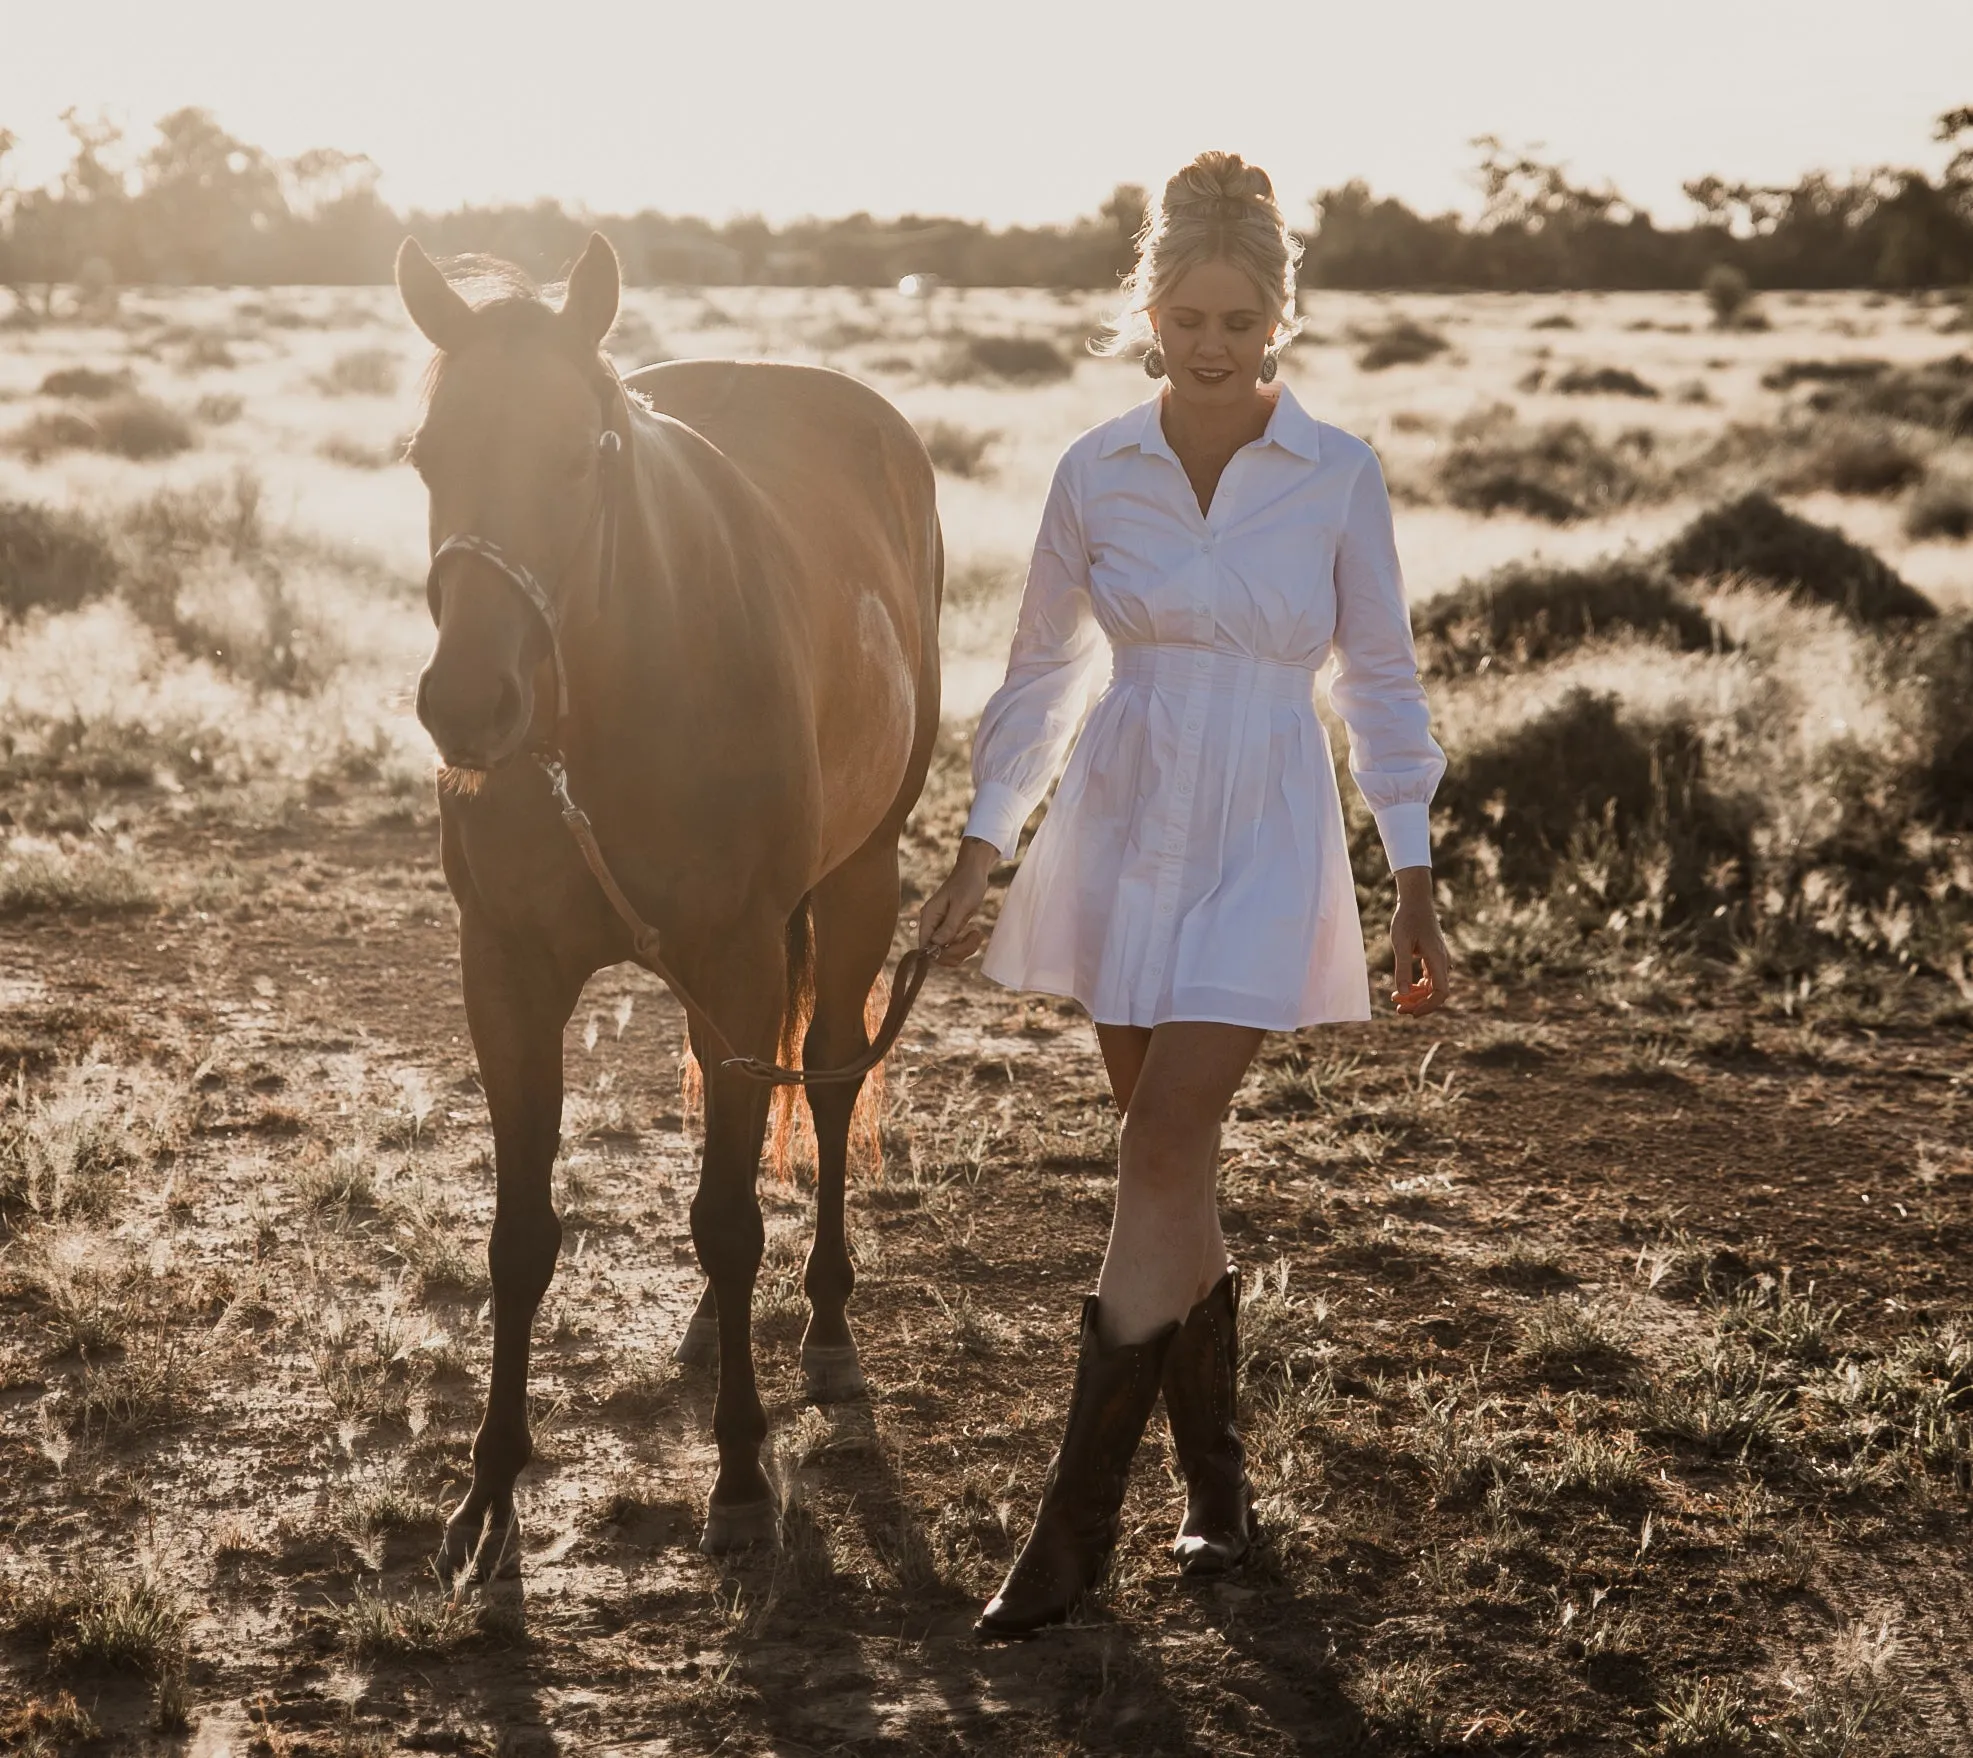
[396,239,473,352]
[561,232,621,352]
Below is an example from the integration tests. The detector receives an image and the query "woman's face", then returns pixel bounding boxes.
[1151,258,1276,408]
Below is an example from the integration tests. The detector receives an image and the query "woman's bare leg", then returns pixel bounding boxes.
[1096,1023,1234,1308]
[1091,1021,1262,1346]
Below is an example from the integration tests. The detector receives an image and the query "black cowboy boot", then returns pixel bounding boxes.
[977,1297,1177,1637]
[1162,1266,1255,1576]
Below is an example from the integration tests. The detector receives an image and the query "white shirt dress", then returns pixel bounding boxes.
[961,383,1446,1031]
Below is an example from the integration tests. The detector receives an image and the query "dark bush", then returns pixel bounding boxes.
[1661,492,1936,622]
[5,396,195,462]
[1904,478,1973,541]
[1552,366,1660,399]
[1438,688,1741,897]
[1530,313,1576,330]
[1355,318,1450,371]
[1438,414,1646,523]
[1760,359,1889,391]
[1780,430,1927,497]
[1702,264,1755,329]
[935,335,1072,383]
[914,419,999,479]
[0,501,121,617]
[1416,559,1724,674]
[314,348,401,397]
[1809,355,1973,437]
[1896,613,1973,826]
[38,366,133,399]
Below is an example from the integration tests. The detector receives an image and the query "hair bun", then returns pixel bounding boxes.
[1162,152,1279,220]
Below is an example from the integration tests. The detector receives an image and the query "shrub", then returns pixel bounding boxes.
[318,434,401,471]
[1761,358,1889,392]
[6,395,195,462]
[314,347,401,397]
[1438,688,1741,899]
[175,333,236,371]
[1415,558,1723,674]
[38,365,132,399]
[1890,612,1973,826]
[1662,492,1937,622]
[0,500,121,617]
[934,334,1071,383]
[1780,428,1926,497]
[1530,312,1576,330]
[1904,477,1973,540]
[1702,264,1756,329]
[1438,412,1647,523]
[1552,365,1660,399]
[194,392,245,425]
[1355,317,1450,371]
[1812,353,1973,436]
[915,419,999,479]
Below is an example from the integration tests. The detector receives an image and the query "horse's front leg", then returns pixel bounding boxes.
[437,914,581,1588]
[688,930,786,1554]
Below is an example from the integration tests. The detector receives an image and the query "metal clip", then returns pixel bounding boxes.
[538,753,575,815]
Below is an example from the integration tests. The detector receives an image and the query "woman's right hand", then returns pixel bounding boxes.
[917,836,997,964]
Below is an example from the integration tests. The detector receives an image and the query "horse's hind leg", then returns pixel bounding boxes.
[438,919,580,1588]
[799,837,901,1404]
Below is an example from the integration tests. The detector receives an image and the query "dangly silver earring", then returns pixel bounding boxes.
[1143,344,1166,379]
[1259,351,1278,384]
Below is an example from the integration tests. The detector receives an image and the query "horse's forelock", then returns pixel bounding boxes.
[414,282,622,418]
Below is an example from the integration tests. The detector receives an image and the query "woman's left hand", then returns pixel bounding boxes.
[1390,867,1450,1017]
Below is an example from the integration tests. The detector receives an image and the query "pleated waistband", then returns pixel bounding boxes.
[1108,641,1319,703]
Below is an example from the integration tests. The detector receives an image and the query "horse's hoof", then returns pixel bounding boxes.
[674,1313,718,1370]
[436,1511,521,1593]
[800,1342,868,1404]
[699,1497,778,1555]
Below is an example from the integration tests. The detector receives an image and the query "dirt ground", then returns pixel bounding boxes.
[2,775,1970,1756]
[2,280,1971,1753]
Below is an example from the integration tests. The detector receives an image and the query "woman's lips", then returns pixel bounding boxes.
[1190,367,1233,383]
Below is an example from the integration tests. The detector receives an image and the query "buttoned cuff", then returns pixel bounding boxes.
[1374,802,1433,873]
[962,781,1033,861]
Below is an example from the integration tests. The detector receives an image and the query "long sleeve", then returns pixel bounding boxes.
[962,453,1108,859]
[1329,448,1446,872]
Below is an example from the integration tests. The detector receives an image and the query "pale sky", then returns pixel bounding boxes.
[3,0,1968,228]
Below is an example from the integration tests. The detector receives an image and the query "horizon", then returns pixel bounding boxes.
[3,1,1969,231]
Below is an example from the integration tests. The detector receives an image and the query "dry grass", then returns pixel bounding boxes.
[0,283,1967,1753]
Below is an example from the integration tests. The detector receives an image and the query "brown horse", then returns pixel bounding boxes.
[396,233,942,1572]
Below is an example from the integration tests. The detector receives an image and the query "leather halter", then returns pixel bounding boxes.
[422,384,936,1088]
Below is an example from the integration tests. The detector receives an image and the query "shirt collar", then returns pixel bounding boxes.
[1098,380,1322,464]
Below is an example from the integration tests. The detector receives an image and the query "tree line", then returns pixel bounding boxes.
[1,106,1968,304]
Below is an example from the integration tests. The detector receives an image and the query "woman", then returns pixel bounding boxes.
[918,152,1451,1637]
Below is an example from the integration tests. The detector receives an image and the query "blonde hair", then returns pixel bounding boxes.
[1095,151,1304,361]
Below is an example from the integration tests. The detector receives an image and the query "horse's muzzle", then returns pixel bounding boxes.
[415,659,529,771]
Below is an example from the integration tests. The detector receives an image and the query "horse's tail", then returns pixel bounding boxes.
[764,895,817,1181]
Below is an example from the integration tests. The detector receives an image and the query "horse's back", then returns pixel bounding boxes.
[626,360,933,569]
